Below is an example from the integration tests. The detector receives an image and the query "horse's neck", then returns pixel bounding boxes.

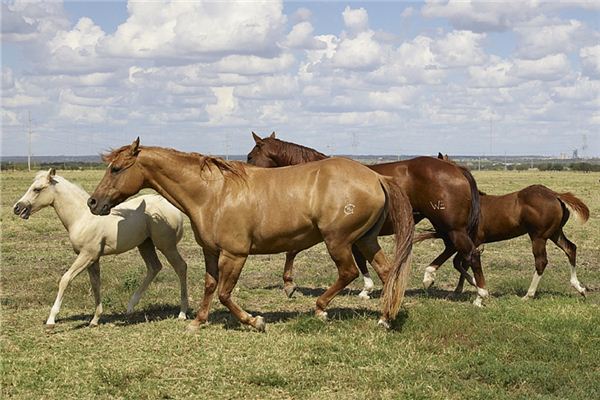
[139,150,216,216]
[52,179,92,231]
[275,143,328,166]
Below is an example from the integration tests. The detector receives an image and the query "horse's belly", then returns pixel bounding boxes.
[249,230,323,254]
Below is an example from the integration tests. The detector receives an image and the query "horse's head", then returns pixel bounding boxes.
[88,137,144,216]
[247,131,279,167]
[14,169,58,219]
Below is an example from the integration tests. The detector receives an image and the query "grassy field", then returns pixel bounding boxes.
[1,169,599,399]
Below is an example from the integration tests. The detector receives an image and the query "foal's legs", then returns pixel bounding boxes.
[46,252,97,327]
[552,231,586,297]
[282,250,300,298]
[523,237,548,299]
[422,243,455,289]
[448,230,488,306]
[87,261,102,327]
[353,245,375,299]
[127,239,162,315]
[215,251,265,331]
[160,247,190,319]
[189,250,219,330]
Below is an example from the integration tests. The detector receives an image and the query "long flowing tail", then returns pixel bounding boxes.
[556,192,590,224]
[438,153,481,241]
[459,166,481,241]
[380,177,414,320]
[413,231,441,244]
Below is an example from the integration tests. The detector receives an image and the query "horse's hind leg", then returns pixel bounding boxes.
[127,238,162,315]
[523,237,548,299]
[87,261,102,327]
[352,245,374,299]
[160,246,189,319]
[283,250,299,298]
[315,244,360,321]
[552,231,586,297]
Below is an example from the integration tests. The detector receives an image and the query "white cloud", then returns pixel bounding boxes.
[342,6,369,33]
[433,30,487,67]
[213,53,295,76]
[421,0,540,32]
[331,31,383,71]
[205,87,238,125]
[580,45,600,79]
[515,18,593,59]
[468,57,519,88]
[1,0,69,42]
[513,54,570,81]
[284,21,327,50]
[99,1,286,61]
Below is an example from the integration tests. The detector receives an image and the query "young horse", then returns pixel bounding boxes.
[13,169,189,328]
[247,132,486,305]
[415,154,590,298]
[88,138,414,331]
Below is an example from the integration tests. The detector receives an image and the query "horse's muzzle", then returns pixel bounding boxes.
[87,197,111,216]
[13,202,31,219]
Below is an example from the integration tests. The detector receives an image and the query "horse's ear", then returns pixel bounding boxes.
[437,152,444,159]
[270,131,276,139]
[252,132,263,145]
[443,154,449,161]
[130,137,140,156]
[47,168,57,184]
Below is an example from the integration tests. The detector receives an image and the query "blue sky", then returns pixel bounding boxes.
[2,0,599,157]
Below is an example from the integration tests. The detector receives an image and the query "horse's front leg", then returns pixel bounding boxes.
[189,250,219,331]
[87,261,102,327]
[217,251,265,332]
[283,250,300,298]
[423,244,455,289]
[46,252,97,329]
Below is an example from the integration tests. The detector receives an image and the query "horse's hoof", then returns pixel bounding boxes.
[253,316,266,332]
[177,312,187,320]
[284,285,297,298]
[521,294,532,301]
[579,288,587,298]
[187,320,208,333]
[377,319,390,330]
[422,277,434,289]
[472,297,484,307]
[358,290,371,300]
[45,324,56,333]
[88,321,99,328]
[315,310,328,321]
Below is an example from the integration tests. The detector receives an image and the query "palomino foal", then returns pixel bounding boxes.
[13,169,189,328]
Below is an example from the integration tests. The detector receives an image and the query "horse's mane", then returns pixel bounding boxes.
[102,145,246,180]
[271,138,328,164]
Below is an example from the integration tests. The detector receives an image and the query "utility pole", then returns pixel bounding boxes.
[225,132,230,160]
[489,116,493,157]
[27,111,32,171]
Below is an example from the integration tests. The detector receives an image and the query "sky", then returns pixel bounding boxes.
[1,0,599,157]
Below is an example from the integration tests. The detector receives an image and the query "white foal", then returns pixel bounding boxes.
[13,169,189,328]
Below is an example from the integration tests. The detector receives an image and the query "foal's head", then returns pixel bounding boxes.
[13,169,58,219]
[247,131,279,167]
[88,138,144,216]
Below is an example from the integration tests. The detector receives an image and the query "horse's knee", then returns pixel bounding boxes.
[340,267,360,282]
[218,292,231,304]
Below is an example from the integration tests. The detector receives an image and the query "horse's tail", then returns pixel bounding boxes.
[379,177,414,321]
[413,231,442,244]
[459,166,481,241]
[556,192,590,224]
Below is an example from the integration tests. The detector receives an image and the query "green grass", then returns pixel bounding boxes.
[1,170,599,399]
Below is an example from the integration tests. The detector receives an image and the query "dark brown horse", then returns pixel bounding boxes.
[415,153,590,298]
[88,138,414,331]
[247,132,487,305]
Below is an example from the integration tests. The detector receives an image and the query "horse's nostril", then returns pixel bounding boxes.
[87,197,97,208]
[13,204,20,214]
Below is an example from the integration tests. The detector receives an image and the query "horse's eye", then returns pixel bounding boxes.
[33,187,42,193]
[111,166,121,174]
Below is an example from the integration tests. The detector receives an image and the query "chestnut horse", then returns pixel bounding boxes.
[247,132,487,305]
[414,153,590,299]
[88,138,414,331]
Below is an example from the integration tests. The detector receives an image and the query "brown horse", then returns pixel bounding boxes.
[415,153,590,298]
[247,132,487,305]
[88,138,414,331]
